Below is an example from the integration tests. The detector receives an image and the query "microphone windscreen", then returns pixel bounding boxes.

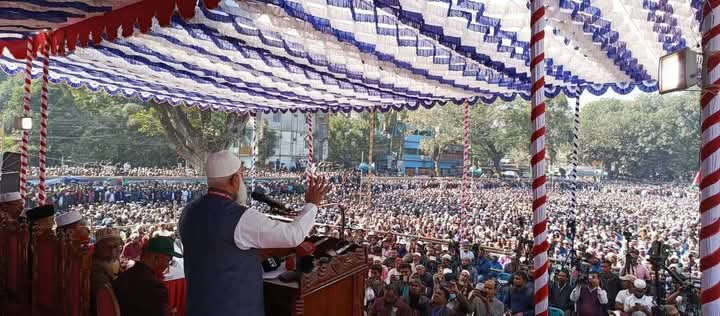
[296,241,315,257]
[285,256,296,271]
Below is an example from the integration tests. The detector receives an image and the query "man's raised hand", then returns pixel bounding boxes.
[305,176,331,205]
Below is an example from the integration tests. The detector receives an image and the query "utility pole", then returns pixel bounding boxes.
[366,111,376,206]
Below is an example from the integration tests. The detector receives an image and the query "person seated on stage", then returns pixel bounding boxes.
[0,192,23,220]
[179,151,330,316]
[368,283,413,316]
[113,236,182,316]
[121,229,144,262]
[55,210,89,241]
[91,228,123,316]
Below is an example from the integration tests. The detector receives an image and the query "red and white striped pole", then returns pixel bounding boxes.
[19,39,34,205]
[460,99,470,209]
[306,112,314,182]
[530,1,549,315]
[37,37,50,206]
[699,2,720,313]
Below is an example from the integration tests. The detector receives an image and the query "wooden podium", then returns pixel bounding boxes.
[261,240,368,316]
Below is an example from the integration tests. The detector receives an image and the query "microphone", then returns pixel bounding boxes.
[251,192,294,214]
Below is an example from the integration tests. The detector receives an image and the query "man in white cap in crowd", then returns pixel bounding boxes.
[180,150,330,316]
[622,279,654,316]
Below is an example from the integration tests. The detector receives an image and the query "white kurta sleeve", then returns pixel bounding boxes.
[234,203,318,250]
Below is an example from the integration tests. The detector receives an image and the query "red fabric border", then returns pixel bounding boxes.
[0,0,218,60]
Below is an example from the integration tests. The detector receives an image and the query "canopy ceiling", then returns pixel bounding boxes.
[0,0,706,113]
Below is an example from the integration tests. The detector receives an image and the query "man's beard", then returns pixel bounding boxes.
[236,178,248,206]
[95,259,120,280]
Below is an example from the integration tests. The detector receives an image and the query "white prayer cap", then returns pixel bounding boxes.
[634,279,647,289]
[205,150,242,178]
[0,192,21,203]
[56,210,82,228]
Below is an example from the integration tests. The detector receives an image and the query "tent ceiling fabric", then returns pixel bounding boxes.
[0,0,704,113]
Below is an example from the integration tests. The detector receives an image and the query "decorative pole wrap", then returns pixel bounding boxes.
[37,37,50,206]
[570,92,580,211]
[700,2,720,313]
[460,99,470,210]
[306,112,314,182]
[530,1,549,315]
[250,114,257,203]
[19,40,33,205]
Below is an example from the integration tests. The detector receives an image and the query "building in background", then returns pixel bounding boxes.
[231,112,329,170]
[375,130,463,176]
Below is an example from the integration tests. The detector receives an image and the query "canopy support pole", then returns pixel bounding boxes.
[37,37,50,206]
[250,113,257,204]
[699,2,720,314]
[570,92,580,213]
[306,112,314,183]
[530,1,549,315]
[563,89,581,270]
[460,99,469,211]
[19,40,33,206]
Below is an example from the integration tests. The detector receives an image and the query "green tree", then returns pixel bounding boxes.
[327,114,369,167]
[256,119,278,166]
[0,74,179,167]
[127,103,248,173]
[408,105,464,176]
[579,93,699,180]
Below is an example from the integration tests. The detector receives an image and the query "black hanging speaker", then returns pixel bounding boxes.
[1,152,21,194]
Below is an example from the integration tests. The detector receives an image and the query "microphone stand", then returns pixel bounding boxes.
[338,204,347,242]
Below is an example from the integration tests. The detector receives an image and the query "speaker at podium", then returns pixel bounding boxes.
[261,236,368,316]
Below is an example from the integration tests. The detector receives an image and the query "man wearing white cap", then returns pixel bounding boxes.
[622,279,654,316]
[55,210,84,233]
[179,150,330,316]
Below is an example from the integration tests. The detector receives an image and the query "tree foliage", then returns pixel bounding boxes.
[0,74,179,167]
[579,93,699,180]
[327,114,370,167]
[256,119,278,166]
[0,73,250,172]
[127,104,248,173]
[408,105,464,175]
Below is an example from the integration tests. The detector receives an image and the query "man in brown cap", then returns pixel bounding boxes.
[91,228,122,316]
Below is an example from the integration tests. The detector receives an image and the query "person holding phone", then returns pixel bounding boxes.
[445,281,471,315]
[621,279,653,316]
[471,279,504,316]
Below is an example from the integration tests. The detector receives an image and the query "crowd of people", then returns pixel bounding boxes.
[19,167,699,315]
[264,177,699,315]
[28,165,200,177]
